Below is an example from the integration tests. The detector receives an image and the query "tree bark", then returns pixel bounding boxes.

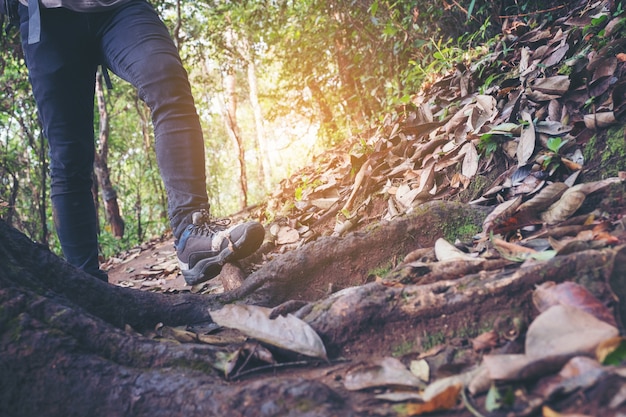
[94,71,125,238]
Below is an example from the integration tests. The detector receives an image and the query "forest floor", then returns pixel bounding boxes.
[97,2,626,416]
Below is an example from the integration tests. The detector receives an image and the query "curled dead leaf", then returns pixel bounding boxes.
[472,330,499,352]
[461,141,479,178]
[584,112,617,129]
[531,75,570,95]
[210,304,327,360]
[343,357,426,391]
[491,237,538,262]
[517,111,536,166]
[541,186,586,225]
[517,182,569,213]
[434,238,477,262]
[532,281,617,327]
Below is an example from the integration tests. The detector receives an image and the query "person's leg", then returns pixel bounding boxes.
[97,0,208,240]
[19,5,107,281]
[97,1,264,285]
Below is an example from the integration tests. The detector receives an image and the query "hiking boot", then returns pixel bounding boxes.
[176,210,265,286]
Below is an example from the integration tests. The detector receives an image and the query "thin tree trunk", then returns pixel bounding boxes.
[306,78,338,142]
[5,171,19,226]
[223,70,248,209]
[94,71,125,238]
[17,115,48,243]
[135,97,167,220]
[37,119,48,243]
[243,42,269,191]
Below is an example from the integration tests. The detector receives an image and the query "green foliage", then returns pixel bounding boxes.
[546,137,567,154]
[294,175,323,202]
[368,261,394,279]
[584,128,626,178]
[477,134,500,157]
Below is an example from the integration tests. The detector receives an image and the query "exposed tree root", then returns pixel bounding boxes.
[1,204,622,417]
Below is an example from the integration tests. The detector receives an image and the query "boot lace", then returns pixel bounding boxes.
[189,209,231,237]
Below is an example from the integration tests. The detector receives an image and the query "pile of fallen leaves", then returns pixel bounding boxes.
[263,0,626,254]
[336,278,626,416]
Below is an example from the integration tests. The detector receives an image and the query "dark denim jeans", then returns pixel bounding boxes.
[19,0,208,280]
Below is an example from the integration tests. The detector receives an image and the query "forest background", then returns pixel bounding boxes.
[0,0,565,259]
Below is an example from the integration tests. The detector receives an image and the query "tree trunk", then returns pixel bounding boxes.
[135,96,167,222]
[3,171,19,227]
[94,71,125,238]
[246,53,269,191]
[223,69,248,209]
[306,78,339,142]
[37,118,48,244]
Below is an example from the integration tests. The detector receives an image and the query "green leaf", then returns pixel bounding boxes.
[547,137,567,154]
[529,250,557,261]
[369,0,378,16]
[466,0,476,21]
[485,383,502,412]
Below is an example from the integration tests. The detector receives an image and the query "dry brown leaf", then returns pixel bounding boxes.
[484,305,618,381]
[583,112,617,129]
[210,305,327,360]
[532,281,618,327]
[415,162,436,196]
[596,337,626,365]
[543,405,593,417]
[434,238,477,262]
[275,226,300,245]
[525,305,618,359]
[575,176,623,195]
[535,120,572,136]
[541,186,586,225]
[403,384,461,416]
[540,42,570,68]
[342,160,371,212]
[461,141,479,178]
[395,184,421,208]
[517,182,569,214]
[491,237,537,261]
[343,357,426,391]
[482,196,523,234]
[472,330,499,352]
[409,359,430,382]
[532,75,571,95]
[517,111,535,166]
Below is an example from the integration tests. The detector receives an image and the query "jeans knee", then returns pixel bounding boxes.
[50,169,94,197]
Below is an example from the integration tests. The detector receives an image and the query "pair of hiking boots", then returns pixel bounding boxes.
[176,209,265,286]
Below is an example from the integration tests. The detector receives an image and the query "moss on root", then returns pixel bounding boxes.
[583,127,626,180]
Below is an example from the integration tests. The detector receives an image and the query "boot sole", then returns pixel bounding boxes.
[182,223,264,286]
